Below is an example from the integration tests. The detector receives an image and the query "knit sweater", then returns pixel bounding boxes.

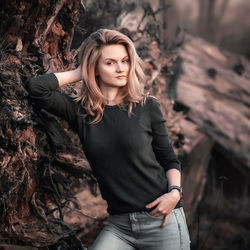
[25,73,181,214]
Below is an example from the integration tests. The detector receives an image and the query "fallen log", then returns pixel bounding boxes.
[175,34,250,169]
[167,33,250,249]
[179,119,214,224]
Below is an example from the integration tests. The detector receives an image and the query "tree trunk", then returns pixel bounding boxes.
[180,119,214,225]
[175,34,250,170]
[169,33,250,249]
[0,0,91,249]
[0,0,184,248]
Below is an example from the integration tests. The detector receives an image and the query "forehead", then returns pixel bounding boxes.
[100,44,128,60]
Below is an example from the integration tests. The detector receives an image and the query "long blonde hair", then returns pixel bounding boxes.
[75,28,147,123]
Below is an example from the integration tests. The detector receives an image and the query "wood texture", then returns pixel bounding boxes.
[177,34,250,168]
[0,1,88,249]
[1,0,249,249]
[180,119,214,224]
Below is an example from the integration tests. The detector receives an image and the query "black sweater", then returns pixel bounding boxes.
[25,73,181,214]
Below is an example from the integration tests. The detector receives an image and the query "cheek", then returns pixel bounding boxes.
[98,67,113,79]
[97,65,107,75]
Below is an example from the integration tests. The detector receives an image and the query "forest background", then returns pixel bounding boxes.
[0,0,250,249]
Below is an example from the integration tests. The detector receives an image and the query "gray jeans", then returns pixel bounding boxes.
[89,207,191,250]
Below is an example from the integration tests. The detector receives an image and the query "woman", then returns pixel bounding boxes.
[25,29,190,250]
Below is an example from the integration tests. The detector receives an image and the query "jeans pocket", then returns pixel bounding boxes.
[143,211,164,220]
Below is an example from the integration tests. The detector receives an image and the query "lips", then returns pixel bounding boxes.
[116,76,127,79]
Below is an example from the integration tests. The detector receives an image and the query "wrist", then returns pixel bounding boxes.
[56,67,83,87]
[74,66,83,81]
[169,189,181,201]
[168,185,182,201]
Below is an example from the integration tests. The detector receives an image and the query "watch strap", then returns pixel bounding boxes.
[168,185,183,197]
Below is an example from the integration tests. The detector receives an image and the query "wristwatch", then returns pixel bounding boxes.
[168,185,183,198]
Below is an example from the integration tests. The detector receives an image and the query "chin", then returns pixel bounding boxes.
[112,81,127,87]
[119,82,128,87]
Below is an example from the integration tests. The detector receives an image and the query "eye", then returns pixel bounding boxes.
[122,59,130,63]
[106,61,113,65]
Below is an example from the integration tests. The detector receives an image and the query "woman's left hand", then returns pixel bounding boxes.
[145,190,180,228]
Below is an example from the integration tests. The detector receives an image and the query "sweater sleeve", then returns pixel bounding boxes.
[150,97,181,172]
[25,73,78,131]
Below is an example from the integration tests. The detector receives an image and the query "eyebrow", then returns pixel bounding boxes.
[104,56,129,61]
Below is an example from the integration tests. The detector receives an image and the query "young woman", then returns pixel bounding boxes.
[25,29,190,250]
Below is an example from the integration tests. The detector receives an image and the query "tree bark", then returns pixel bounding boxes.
[2,0,250,249]
[180,119,214,224]
[165,33,250,249]
[0,0,90,249]
[175,34,250,170]
[0,0,184,248]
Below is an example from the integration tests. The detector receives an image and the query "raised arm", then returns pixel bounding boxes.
[25,67,83,131]
[54,66,82,87]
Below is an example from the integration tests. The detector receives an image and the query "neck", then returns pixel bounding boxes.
[99,85,119,105]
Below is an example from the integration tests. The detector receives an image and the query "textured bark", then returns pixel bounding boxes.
[176,34,250,169]
[171,33,250,250]
[0,245,38,250]
[180,119,214,224]
[0,0,184,248]
[1,0,249,249]
[0,0,89,249]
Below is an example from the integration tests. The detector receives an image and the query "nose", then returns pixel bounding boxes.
[116,62,124,72]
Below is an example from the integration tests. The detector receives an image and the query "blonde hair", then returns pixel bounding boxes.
[75,28,147,123]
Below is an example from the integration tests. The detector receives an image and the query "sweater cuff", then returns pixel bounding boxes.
[165,162,181,172]
[45,73,59,90]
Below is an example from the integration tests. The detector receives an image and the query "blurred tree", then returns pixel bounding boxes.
[198,0,229,43]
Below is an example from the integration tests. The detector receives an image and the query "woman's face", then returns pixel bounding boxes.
[96,44,130,89]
